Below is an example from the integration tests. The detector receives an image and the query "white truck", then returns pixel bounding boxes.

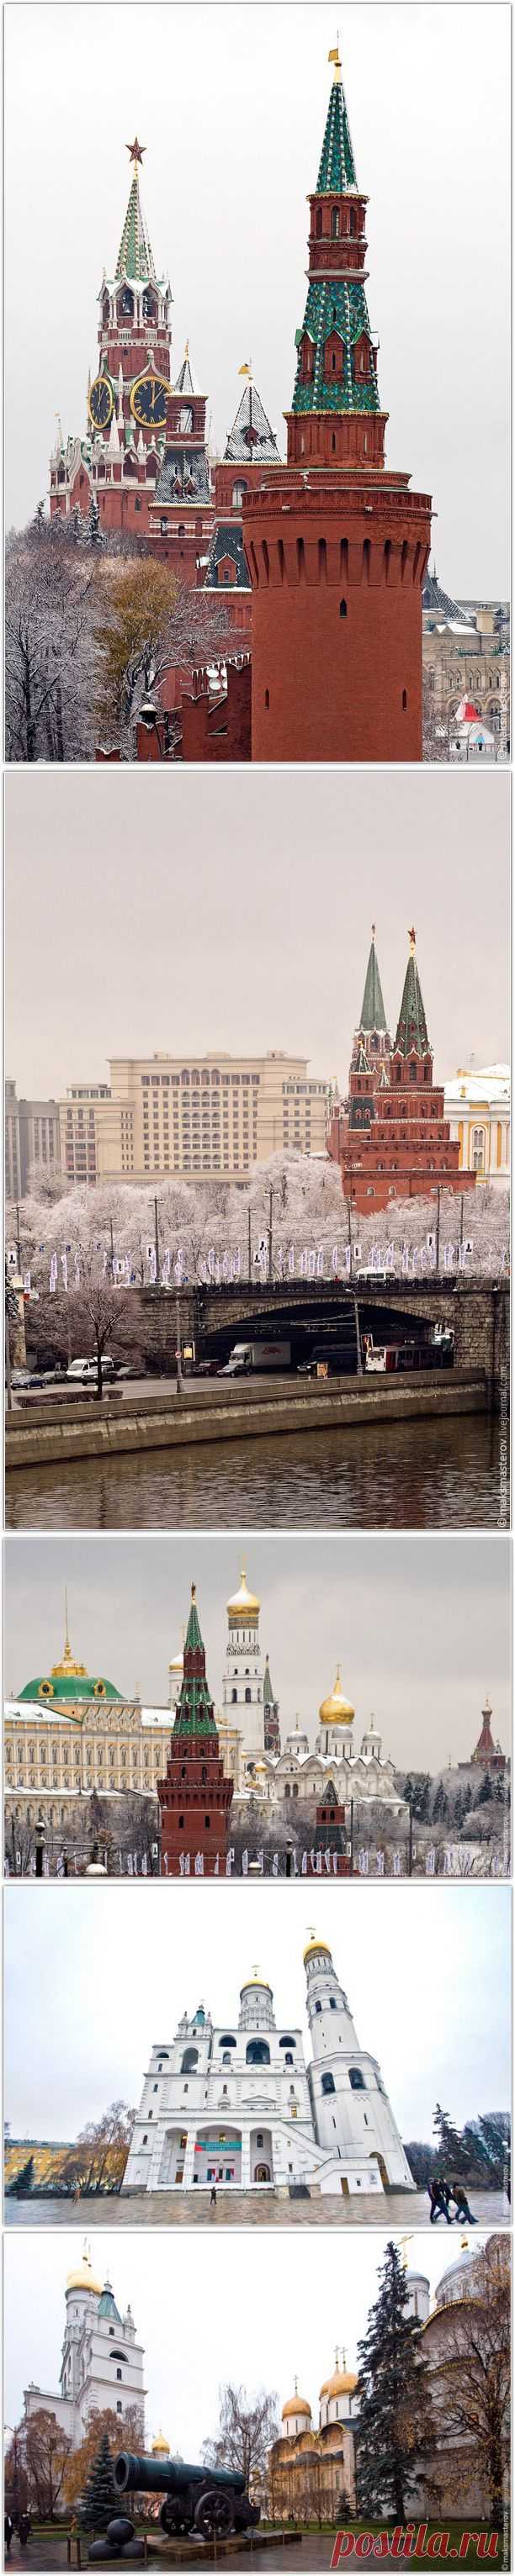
[220,1340,292,1376]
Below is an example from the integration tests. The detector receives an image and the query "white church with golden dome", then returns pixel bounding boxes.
[123,1935,415,2201]
[23,2242,146,2452]
[249,1665,406,1818]
[268,2353,358,2521]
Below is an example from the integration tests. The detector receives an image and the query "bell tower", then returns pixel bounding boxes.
[305,1933,416,2189]
[243,48,433,762]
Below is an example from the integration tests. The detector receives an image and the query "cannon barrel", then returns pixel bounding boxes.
[114,2453,247,2499]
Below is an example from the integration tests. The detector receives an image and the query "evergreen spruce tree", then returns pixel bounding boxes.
[432,1780,449,1823]
[416,1776,432,1824]
[71,503,83,546]
[7,2154,35,2198]
[88,494,103,548]
[355,2240,436,2521]
[77,2430,118,2532]
[433,2101,470,2176]
[476,1771,493,1806]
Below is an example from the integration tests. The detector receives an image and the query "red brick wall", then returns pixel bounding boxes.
[243,476,432,762]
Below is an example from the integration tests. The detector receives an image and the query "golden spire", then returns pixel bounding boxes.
[328,40,342,80]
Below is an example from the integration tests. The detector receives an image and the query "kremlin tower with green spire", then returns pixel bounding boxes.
[243,47,433,762]
[50,140,173,538]
[157,1586,234,1877]
[328,930,476,1212]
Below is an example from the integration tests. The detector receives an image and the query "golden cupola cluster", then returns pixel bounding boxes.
[318,1664,355,1728]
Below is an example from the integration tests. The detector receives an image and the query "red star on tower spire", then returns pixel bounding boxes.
[126,136,146,166]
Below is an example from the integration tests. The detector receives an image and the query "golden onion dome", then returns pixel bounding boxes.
[66,2259,103,2297]
[319,1665,354,1728]
[303,1935,331,1966]
[241,1968,272,1993]
[282,2396,311,2423]
[320,2367,358,2401]
[151,2431,171,2457]
[227,1568,260,1618]
[168,1646,184,1676]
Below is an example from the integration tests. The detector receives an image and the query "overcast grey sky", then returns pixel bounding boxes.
[5,4,509,592]
[4,2225,498,2445]
[5,768,509,1099]
[4,1882,510,2143]
[4,1533,511,1771]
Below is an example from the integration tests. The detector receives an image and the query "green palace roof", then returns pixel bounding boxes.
[18,1618,123,1708]
[358,932,388,1034]
[394,937,430,1058]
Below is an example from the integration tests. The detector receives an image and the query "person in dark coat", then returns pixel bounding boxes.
[427,2177,453,2223]
[210,2184,217,2209]
[4,2513,13,2555]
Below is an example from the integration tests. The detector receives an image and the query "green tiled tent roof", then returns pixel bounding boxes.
[292,277,380,418]
[98,2285,123,2323]
[173,1588,218,1738]
[316,69,357,192]
[359,934,387,1033]
[116,169,156,283]
[395,943,430,1058]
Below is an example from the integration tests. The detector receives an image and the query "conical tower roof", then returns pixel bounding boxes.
[394,932,430,1058]
[263,1657,273,1702]
[172,1586,218,1738]
[316,52,358,191]
[358,929,387,1033]
[115,140,156,282]
[291,56,381,425]
[225,374,280,466]
[174,345,202,399]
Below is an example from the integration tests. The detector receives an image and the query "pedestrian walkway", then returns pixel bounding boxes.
[5,2188,509,2228]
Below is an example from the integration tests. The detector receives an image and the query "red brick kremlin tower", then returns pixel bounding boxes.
[157,1585,234,1877]
[243,50,433,761]
[50,140,173,536]
[470,1698,507,1776]
[327,932,476,1213]
[147,344,214,583]
[204,368,282,650]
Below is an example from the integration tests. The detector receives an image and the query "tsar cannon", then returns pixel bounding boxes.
[114,2452,261,2542]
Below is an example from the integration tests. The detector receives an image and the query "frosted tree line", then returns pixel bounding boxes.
[7,1153,510,1297]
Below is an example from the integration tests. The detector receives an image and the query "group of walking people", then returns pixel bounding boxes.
[427,2176,477,2225]
[4,2511,32,2554]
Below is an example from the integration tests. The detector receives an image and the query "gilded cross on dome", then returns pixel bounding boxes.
[126,137,146,166]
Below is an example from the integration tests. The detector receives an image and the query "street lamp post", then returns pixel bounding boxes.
[176,1293,183,1396]
[35,1815,45,1878]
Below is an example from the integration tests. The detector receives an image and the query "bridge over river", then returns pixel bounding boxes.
[169,1273,508,1387]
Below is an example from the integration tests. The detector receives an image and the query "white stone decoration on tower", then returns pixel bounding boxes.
[23,2242,146,2453]
[305,1934,415,2191]
[123,1943,416,2201]
[222,1570,264,1766]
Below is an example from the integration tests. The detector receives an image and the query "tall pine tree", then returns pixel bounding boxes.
[355,2241,436,2521]
[77,2430,118,2532]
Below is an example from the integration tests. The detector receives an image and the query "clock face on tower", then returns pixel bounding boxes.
[88,374,114,431]
[130,373,168,429]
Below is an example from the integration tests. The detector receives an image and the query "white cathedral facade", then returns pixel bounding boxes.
[123,1936,415,2200]
[23,2244,146,2451]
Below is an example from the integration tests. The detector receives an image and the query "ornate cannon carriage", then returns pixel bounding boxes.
[114,2451,261,2542]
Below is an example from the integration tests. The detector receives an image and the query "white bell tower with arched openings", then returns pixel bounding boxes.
[305,1934,415,2189]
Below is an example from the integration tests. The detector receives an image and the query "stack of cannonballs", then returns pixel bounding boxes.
[88,2514,144,2562]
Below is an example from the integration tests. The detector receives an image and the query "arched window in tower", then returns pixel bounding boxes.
[331,207,340,238]
[232,481,247,509]
[180,2048,199,2073]
[321,2072,336,2094]
[245,1688,252,1703]
[316,207,322,237]
[246,2040,270,2067]
[349,2067,365,2091]
[339,598,348,617]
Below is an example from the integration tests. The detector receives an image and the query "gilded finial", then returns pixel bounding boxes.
[328,40,342,80]
[191,1582,196,1602]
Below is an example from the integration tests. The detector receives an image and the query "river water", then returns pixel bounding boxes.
[5,1412,507,1530]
